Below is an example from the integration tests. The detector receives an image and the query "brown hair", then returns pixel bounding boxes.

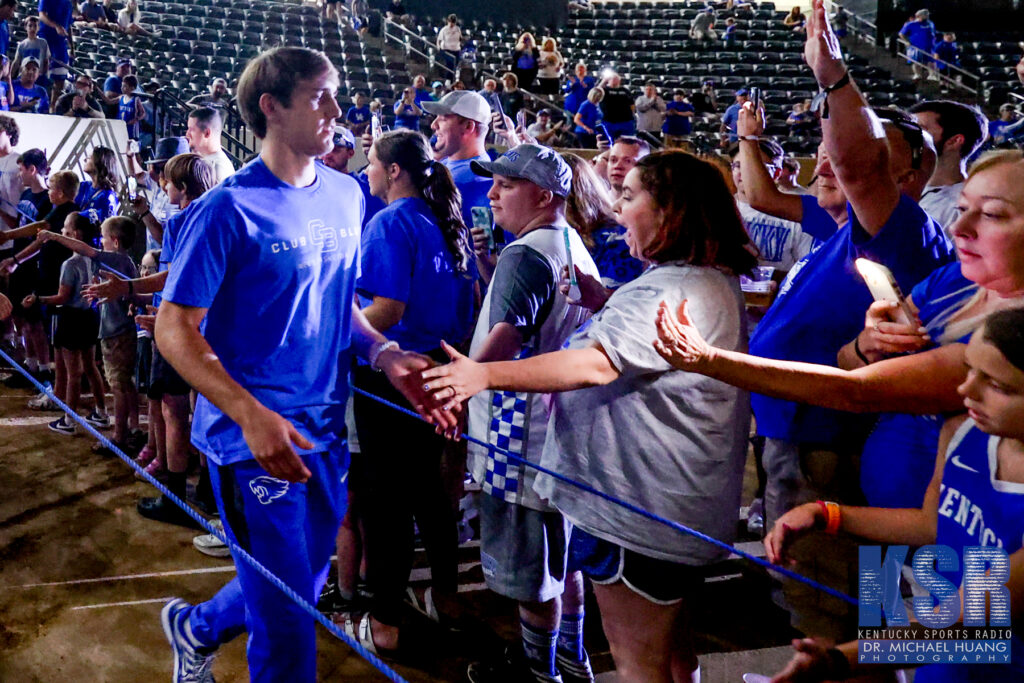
[164,153,215,201]
[102,215,136,250]
[236,47,335,139]
[634,151,757,274]
[50,170,80,201]
[88,146,118,191]
[562,152,616,248]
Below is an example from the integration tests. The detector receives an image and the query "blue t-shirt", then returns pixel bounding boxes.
[413,88,434,107]
[933,40,959,66]
[722,103,742,141]
[915,419,1024,683]
[79,1,106,21]
[118,94,139,139]
[859,262,976,509]
[663,101,694,136]
[750,194,954,443]
[0,82,12,111]
[103,75,121,95]
[346,105,371,126]
[357,196,475,352]
[563,75,595,114]
[75,183,119,229]
[515,51,537,70]
[394,103,420,130]
[899,19,935,52]
[12,82,49,113]
[0,20,8,57]
[38,0,73,63]
[589,224,644,288]
[162,158,364,465]
[443,155,493,238]
[574,100,602,133]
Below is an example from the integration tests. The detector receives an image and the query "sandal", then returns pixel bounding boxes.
[340,612,406,660]
[135,445,157,467]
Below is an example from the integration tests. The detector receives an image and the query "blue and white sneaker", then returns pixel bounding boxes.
[161,598,216,683]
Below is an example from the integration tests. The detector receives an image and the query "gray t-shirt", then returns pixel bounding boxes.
[59,254,93,310]
[92,251,138,338]
[534,263,751,564]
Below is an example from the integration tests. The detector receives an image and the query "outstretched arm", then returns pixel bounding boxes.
[38,230,100,258]
[654,300,965,414]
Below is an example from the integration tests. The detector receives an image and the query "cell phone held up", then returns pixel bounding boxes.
[855,258,916,326]
[471,205,495,254]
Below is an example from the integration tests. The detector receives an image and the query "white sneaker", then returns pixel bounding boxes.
[192,520,230,558]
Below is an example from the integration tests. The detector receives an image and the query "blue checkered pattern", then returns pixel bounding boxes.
[481,345,533,504]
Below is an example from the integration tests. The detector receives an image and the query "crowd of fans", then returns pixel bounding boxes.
[1,1,1024,682]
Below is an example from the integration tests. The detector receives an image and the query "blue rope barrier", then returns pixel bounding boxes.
[0,348,410,683]
[351,385,859,607]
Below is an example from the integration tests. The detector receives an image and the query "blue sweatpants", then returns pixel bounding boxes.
[186,449,347,683]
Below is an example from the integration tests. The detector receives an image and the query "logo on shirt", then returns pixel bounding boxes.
[950,454,980,474]
[269,220,354,255]
[249,476,290,505]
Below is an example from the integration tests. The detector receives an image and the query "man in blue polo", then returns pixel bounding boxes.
[154,46,454,683]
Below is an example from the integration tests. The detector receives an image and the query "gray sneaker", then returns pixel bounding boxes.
[161,598,216,683]
[192,520,230,558]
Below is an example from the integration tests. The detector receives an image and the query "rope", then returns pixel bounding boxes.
[350,385,859,607]
[0,347,410,683]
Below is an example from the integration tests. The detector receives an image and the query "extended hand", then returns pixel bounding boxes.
[378,346,460,432]
[420,340,489,412]
[84,270,128,303]
[737,100,765,137]
[857,300,929,362]
[241,405,314,483]
[803,0,846,88]
[652,300,713,371]
[770,638,839,683]
[763,502,820,565]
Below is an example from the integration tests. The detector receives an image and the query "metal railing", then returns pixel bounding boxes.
[150,88,254,167]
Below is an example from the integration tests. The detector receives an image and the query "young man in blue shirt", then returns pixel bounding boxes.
[154,46,455,683]
[37,0,72,92]
[12,57,49,113]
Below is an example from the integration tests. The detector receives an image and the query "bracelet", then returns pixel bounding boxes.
[826,647,852,680]
[810,70,851,119]
[737,135,762,142]
[816,500,841,534]
[368,340,399,372]
[853,336,870,365]
[140,210,152,221]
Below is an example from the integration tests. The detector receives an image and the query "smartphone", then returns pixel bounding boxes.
[750,86,761,113]
[562,227,581,301]
[493,96,506,129]
[127,176,137,201]
[516,109,527,130]
[371,111,382,141]
[127,139,140,155]
[855,258,915,326]
[470,205,495,254]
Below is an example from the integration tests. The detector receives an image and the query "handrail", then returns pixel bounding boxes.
[152,87,254,166]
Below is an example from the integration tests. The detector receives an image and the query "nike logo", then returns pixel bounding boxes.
[249,476,289,505]
[950,455,980,474]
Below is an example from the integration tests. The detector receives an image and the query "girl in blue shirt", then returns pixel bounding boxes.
[76,146,120,233]
[346,128,475,655]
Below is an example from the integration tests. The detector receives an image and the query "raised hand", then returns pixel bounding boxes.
[737,100,765,137]
[803,0,846,88]
[652,299,713,371]
[420,340,489,411]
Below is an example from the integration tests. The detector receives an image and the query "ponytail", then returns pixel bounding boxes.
[373,130,473,275]
[418,160,472,275]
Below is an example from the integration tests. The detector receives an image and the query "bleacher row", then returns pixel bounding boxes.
[407,2,921,153]
[956,30,1024,106]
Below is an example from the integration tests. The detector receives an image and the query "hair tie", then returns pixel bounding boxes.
[422,161,435,178]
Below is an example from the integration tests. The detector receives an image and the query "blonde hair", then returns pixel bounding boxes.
[933,149,1024,344]
[542,37,557,51]
[515,32,535,51]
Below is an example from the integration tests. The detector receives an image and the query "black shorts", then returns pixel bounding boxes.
[568,526,704,605]
[52,307,99,351]
[148,342,190,398]
[136,335,153,395]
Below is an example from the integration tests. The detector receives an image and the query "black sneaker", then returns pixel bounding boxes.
[138,496,204,530]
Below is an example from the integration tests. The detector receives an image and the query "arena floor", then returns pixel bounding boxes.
[1,384,800,682]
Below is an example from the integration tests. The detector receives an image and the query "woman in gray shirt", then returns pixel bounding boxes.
[423,151,756,682]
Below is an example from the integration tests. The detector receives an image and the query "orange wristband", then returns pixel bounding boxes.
[816,500,841,534]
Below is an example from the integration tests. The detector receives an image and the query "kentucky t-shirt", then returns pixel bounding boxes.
[162,158,364,465]
[357,196,476,352]
[750,194,954,443]
[12,82,49,113]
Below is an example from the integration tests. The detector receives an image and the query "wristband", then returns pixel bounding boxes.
[853,336,870,365]
[817,500,841,534]
[737,135,762,142]
[810,70,850,119]
[826,647,851,680]
[140,210,152,221]
[368,340,399,372]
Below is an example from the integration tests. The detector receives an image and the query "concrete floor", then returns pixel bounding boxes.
[1,385,798,682]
